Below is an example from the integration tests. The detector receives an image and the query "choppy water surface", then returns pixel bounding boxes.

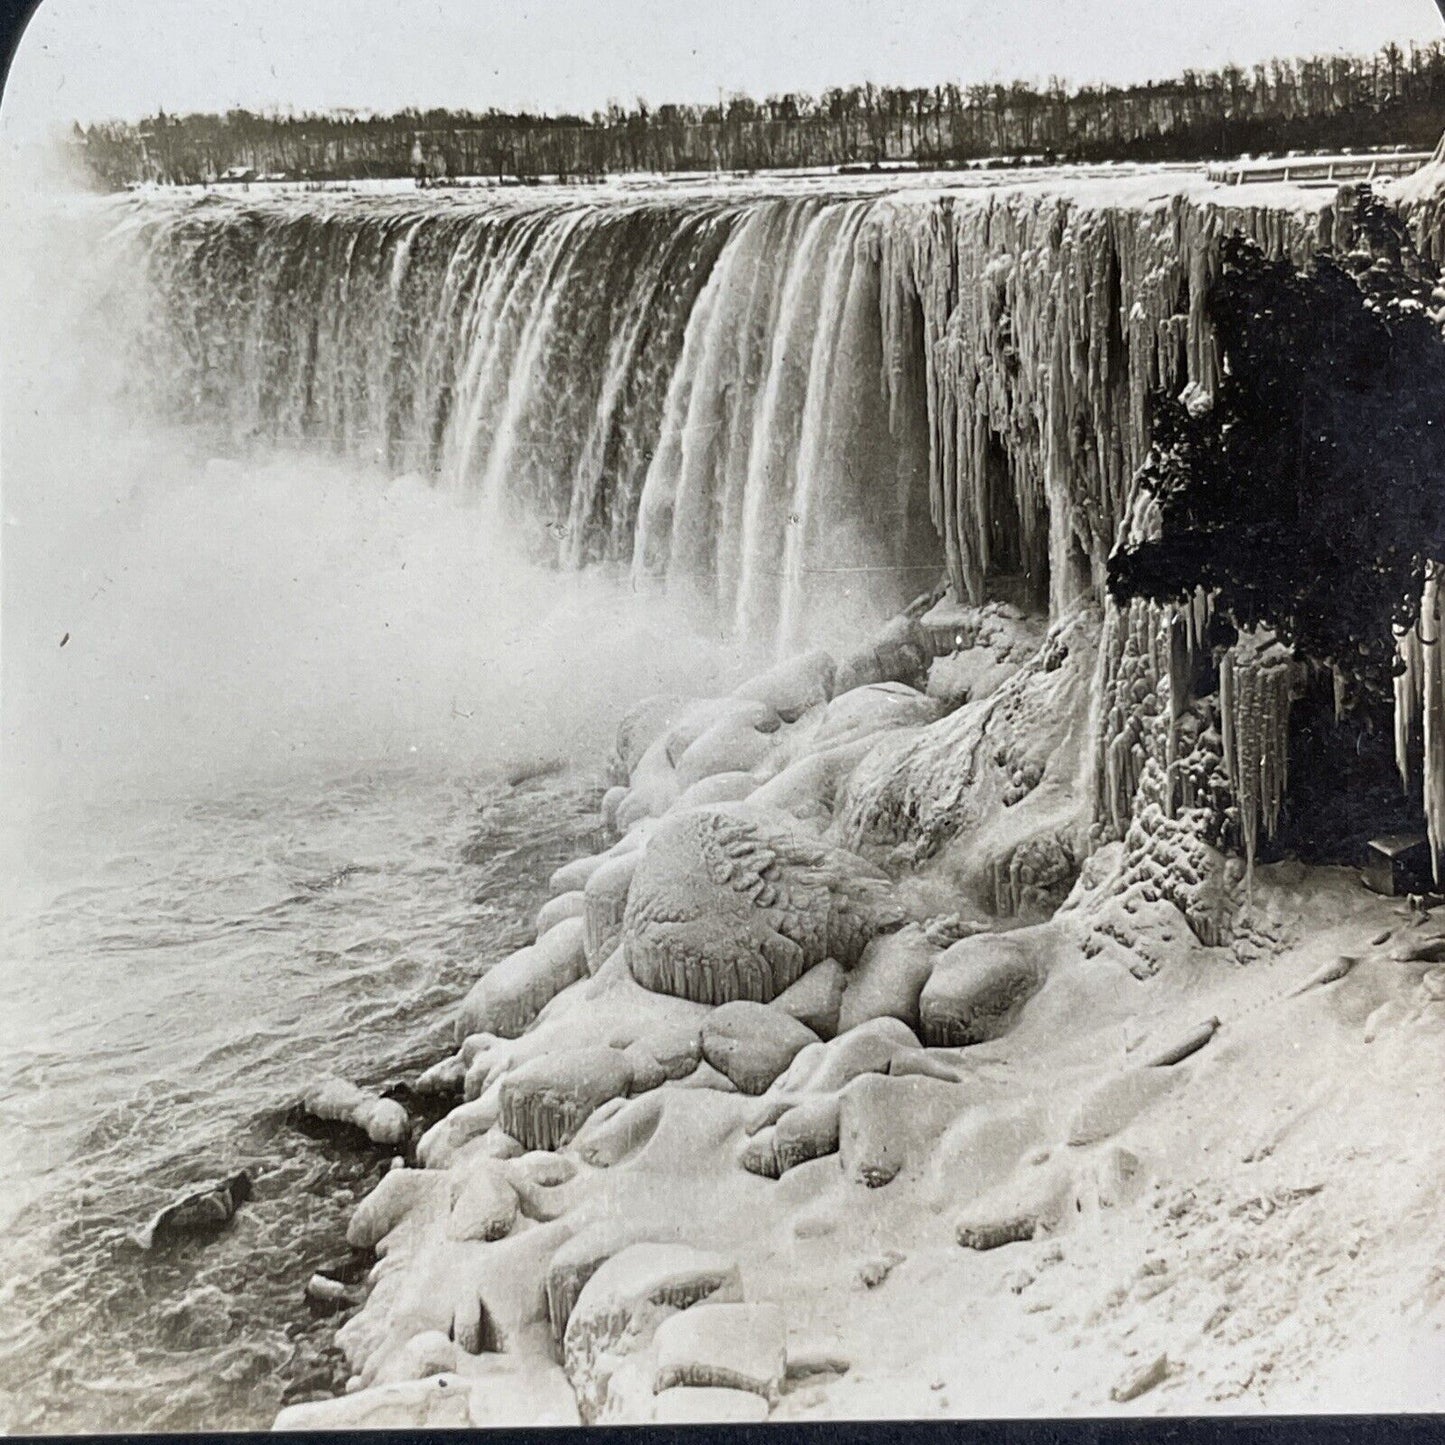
[0,763,603,1433]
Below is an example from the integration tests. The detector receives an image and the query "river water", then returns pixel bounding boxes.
[0,761,606,1432]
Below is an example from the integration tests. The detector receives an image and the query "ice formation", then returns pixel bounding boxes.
[1392,568,1445,881]
[621,806,904,1005]
[1217,632,1296,879]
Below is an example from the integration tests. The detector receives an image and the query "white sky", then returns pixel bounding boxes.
[3,0,1443,144]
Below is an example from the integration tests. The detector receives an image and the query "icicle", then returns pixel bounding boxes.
[1393,570,1445,884]
[1235,660,1261,881]
[1423,573,1445,885]
[1164,611,1191,820]
[1395,623,1423,791]
[1220,652,1236,794]
[1218,632,1294,886]
[1185,585,1212,656]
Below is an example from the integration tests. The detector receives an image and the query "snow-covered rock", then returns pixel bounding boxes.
[701,1001,819,1094]
[837,924,941,1034]
[623,806,903,1004]
[652,1300,787,1399]
[497,1046,634,1151]
[274,1374,470,1430]
[919,931,1047,1046]
[562,1242,744,1422]
[457,917,589,1040]
[300,1078,410,1147]
[772,959,847,1039]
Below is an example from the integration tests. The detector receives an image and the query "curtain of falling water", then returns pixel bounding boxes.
[103,189,942,651]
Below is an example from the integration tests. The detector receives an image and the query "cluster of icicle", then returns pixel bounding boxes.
[1094,587,1290,889]
[874,187,1352,617]
[1219,631,1295,879]
[1393,565,1445,883]
[1165,587,1215,817]
[1093,596,1172,843]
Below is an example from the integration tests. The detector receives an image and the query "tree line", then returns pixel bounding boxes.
[77,38,1445,189]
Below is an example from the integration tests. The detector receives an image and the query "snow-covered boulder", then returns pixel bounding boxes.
[833,616,932,695]
[772,959,846,1039]
[445,1161,519,1242]
[457,918,589,1041]
[583,853,641,972]
[919,931,1046,1046]
[741,1093,841,1178]
[733,649,835,720]
[764,1015,922,1104]
[652,1301,787,1399]
[562,1242,743,1422]
[571,1091,666,1167]
[837,924,940,1034]
[651,1386,770,1422]
[497,1047,634,1151]
[673,711,779,793]
[622,806,904,1005]
[838,1072,966,1188]
[700,1001,819,1095]
[300,1078,410,1147]
[346,1168,450,1251]
[535,890,587,939]
[274,1374,470,1430]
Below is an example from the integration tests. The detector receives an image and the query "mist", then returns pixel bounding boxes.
[0,172,764,861]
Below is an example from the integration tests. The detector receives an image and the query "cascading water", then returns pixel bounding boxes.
[103,174,1351,660]
[107,186,944,651]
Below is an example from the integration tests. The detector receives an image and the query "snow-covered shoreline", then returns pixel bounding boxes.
[277,590,1445,1427]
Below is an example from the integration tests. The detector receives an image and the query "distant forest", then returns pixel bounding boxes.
[77,38,1445,189]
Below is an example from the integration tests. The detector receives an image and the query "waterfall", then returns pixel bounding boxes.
[101,177,1343,652]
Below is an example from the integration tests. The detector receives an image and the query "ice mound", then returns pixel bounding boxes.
[498,1047,634,1151]
[622,806,905,1004]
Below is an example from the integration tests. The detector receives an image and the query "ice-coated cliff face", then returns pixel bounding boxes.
[1394,570,1445,881]
[873,183,1348,617]
[104,173,1345,654]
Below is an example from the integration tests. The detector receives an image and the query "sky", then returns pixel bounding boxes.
[2,0,1444,145]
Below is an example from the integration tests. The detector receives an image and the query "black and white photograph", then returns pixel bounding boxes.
[4,0,1445,1431]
